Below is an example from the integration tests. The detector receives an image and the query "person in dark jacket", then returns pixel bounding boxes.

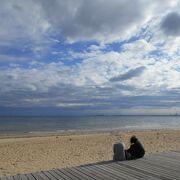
[125,136,145,160]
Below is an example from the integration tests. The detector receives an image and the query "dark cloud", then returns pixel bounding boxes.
[109,66,146,82]
[36,0,147,42]
[161,12,180,36]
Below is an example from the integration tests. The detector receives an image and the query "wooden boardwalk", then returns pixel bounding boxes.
[1,151,180,180]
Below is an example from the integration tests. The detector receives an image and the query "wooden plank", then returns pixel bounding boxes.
[46,170,64,180]
[72,167,99,180]
[78,166,106,180]
[34,171,50,180]
[42,171,58,180]
[145,154,180,164]
[140,157,180,172]
[117,162,168,180]
[1,177,9,180]
[148,154,180,165]
[33,172,49,180]
[69,167,95,180]
[84,164,126,180]
[152,152,180,160]
[13,175,21,180]
[97,164,139,180]
[58,169,80,180]
[118,160,180,180]
[149,154,180,164]
[33,173,44,180]
[103,162,160,180]
[51,169,72,180]
[123,159,179,179]
[104,162,160,180]
[64,168,90,180]
[7,177,14,180]
[85,165,121,180]
[90,164,135,180]
[158,152,180,160]
[26,174,36,180]
[19,174,28,180]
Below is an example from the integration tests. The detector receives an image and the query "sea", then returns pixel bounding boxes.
[0,115,180,135]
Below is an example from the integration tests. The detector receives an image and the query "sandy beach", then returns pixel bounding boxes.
[0,129,180,177]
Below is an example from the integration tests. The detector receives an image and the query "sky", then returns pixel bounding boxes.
[0,0,180,116]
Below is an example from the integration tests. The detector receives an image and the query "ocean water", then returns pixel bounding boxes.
[0,115,180,135]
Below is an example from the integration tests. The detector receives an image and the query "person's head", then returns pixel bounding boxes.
[130,135,138,144]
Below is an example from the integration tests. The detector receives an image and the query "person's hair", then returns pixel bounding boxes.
[130,135,138,144]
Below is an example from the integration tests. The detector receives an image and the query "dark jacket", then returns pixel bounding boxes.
[127,140,145,159]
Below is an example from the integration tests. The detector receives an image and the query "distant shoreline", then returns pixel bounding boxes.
[0,127,178,139]
[1,114,180,117]
[1,115,180,138]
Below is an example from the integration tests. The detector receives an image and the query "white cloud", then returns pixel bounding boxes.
[122,39,155,53]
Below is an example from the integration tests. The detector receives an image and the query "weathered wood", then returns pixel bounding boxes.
[19,174,28,180]
[42,171,58,180]
[84,165,122,180]
[13,175,21,180]
[27,174,37,180]
[104,162,160,180]
[0,177,9,180]
[118,158,180,180]
[72,167,97,180]
[6,176,14,180]
[140,157,180,172]
[57,169,80,180]
[46,170,64,180]
[51,169,71,180]
[68,167,95,180]
[32,172,46,180]
[158,152,180,160]
[33,172,50,180]
[78,166,105,180]
[94,164,137,180]
[147,154,180,166]
[64,168,90,180]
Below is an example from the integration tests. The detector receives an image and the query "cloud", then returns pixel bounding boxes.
[122,40,155,53]
[1,45,180,110]
[36,0,144,42]
[0,0,177,46]
[161,12,180,36]
[38,0,177,42]
[1,0,180,115]
[110,66,146,82]
[0,0,50,45]
[0,54,31,62]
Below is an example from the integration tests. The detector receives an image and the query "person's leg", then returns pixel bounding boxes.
[125,150,132,160]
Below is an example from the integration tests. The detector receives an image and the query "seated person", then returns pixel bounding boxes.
[125,136,145,160]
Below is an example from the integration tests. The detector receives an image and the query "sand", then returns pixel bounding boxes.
[0,129,180,177]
